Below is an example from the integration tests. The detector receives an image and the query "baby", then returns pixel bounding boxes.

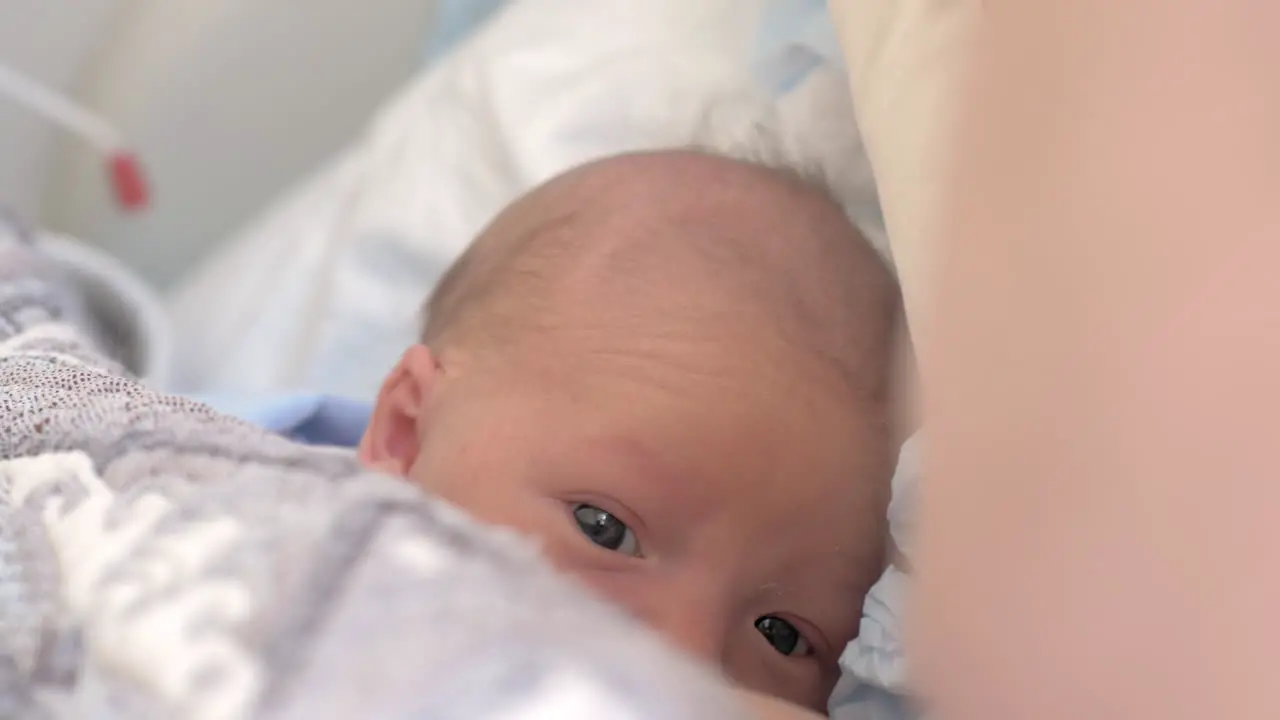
[356,148,901,711]
[0,147,898,719]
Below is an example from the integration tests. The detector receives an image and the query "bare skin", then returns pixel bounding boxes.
[829,1,1280,718]
[359,151,898,713]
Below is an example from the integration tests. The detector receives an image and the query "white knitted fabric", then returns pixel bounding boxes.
[0,218,740,719]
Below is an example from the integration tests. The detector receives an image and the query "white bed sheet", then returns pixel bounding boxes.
[167,0,782,397]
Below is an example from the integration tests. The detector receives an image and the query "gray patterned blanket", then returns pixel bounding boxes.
[0,220,740,719]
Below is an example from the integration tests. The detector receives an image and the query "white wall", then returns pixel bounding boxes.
[52,0,440,288]
[1,0,438,288]
[0,0,122,219]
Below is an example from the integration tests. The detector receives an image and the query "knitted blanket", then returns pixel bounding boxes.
[0,219,736,719]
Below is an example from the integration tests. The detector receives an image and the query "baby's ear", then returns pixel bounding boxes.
[358,344,440,476]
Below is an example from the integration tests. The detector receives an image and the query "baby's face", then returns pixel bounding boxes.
[363,149,897,712]
[365,319,892,711]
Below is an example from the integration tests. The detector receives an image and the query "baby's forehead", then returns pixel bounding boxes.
[440,149,897,398]
[513,162,847,301]
[535,152,843,245]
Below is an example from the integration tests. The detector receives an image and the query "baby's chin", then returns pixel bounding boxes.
[734,688,829,720]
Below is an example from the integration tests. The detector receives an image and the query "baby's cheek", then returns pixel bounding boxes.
[733,688,828,720]
[534,548,652,619]
[411,463,564,549]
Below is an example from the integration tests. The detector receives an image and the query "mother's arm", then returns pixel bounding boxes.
[835,0,1280,718]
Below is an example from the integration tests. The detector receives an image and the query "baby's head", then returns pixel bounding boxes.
[359,149,898,711]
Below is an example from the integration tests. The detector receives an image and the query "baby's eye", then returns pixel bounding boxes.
[572,503,641,557]
[754,616,814,658]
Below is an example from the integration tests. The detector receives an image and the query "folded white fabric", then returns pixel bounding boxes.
[842,434,919,693]
[829,673,915,720]
[843,567,909,691]
[168,0,776,396]
[828,0,979,344]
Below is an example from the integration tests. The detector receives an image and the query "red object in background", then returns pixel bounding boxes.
[108,152,149,212]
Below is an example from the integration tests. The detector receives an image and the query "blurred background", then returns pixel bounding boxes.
[0,0,508,288]
[0,0,876,399]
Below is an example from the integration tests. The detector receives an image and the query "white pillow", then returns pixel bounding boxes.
[828,0,979,345]
[167,0,776,396]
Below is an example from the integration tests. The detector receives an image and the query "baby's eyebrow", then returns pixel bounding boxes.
[592,436,680,483]
[586,435,708,512]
